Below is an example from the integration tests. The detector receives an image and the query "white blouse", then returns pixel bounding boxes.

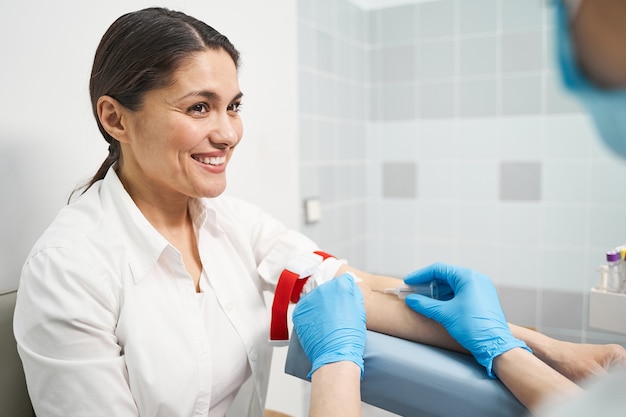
[13,168,330,417]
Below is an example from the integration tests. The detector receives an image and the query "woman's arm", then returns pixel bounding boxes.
[492,348,582,413]
[309,362,362,417]
[339,264,626,385]
[337,264,463,352]
[292,274,366,417]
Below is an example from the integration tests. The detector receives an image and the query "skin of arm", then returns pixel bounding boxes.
[338,265,463,351]
[337,265,626,384]
[328,266,588,413]
[309,362,363,417]
[492,348,583,413]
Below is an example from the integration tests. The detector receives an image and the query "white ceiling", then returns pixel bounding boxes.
[346,0,440,10]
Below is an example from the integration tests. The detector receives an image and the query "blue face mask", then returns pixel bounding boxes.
[555,0,626,159]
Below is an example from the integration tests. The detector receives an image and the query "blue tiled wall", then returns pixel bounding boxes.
[298,0,626,345]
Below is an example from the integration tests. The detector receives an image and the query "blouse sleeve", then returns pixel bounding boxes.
[215,196,344,291]
[13,246,138,417]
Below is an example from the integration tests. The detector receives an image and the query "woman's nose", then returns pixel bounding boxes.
[209,112,241,147]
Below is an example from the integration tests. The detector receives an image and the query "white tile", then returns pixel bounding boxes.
[416,119,458,158]
[494,244,541,288]
[418,160,458,200]
[455,119,501,159]
[590,160,626,204]
[418,201,458,239]
[457,161,498,200]
[588,206,626,248]
[497,116,543,159]
[540,248,587,292]
[498,203,540,244]
[543,114,593,158]
[458,203,499,241]
[541,161,589,203]
[541,205,588,246]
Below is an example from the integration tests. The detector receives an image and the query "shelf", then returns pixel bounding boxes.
[589,288,626,335]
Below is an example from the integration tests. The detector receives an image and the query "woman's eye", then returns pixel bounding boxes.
[228,101,243,113]
[189,103,209,114]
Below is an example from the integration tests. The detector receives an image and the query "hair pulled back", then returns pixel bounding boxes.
[74,7,239,199]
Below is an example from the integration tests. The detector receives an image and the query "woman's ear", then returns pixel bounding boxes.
[97,96,131,144]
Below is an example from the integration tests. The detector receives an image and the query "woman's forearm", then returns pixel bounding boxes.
[338,265,464,352]
[493,348,582,413]
[309,362,362,417]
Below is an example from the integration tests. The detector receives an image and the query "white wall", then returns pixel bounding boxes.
[0,0,301,287]
[0,1,307,415]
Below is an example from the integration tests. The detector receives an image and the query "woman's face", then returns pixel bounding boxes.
[119,48,243,201]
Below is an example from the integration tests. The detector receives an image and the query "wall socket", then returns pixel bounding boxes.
[304,198,321,224]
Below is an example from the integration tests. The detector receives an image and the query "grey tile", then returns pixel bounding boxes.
[334,38,352,79]
[377,4,417,43]
[499,161,542,201]
[418,0,455,39]
[369,86,382,121]
[501,75,542,115]
[314,0,334,31]
[298,24,316,68]
[380,83,416,121]
[459,36,497,76]
[501,0,543,33]
[298,0,316,23]
[417,40,455,79]
[298,70,315,114]
[335,0,363,42]
[370,47,383,84]
[419,81,455,119]
[497,286,538,329]
[546,72,583,114]
[541,290,584,331]
[382,162,417,198]
[501,32,543,73]
[459,78,497,117]
[459,0,498,34]
[316,30,334,73]
[381,45,416,83]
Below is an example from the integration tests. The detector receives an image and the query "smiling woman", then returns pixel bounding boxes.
[12,5,626,417]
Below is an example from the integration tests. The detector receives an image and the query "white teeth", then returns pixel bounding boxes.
[195,156,226,165]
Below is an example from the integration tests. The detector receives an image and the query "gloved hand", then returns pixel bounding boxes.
[404,263,531,378]
[292,273,367,379]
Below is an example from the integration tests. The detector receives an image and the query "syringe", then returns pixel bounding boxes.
[373,281,442,300]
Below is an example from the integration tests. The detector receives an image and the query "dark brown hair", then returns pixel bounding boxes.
[71,7,240,200]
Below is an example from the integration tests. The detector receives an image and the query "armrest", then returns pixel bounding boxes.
[285,330,527,417]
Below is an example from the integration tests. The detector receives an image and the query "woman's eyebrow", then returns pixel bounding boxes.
[179,90,244,102]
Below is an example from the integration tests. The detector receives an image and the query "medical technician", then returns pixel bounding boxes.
[293,0,626,416]
[12,4,623,417]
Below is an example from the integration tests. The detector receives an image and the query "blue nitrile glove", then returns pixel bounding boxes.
[404,263,531,378]
[292,273,367,379]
